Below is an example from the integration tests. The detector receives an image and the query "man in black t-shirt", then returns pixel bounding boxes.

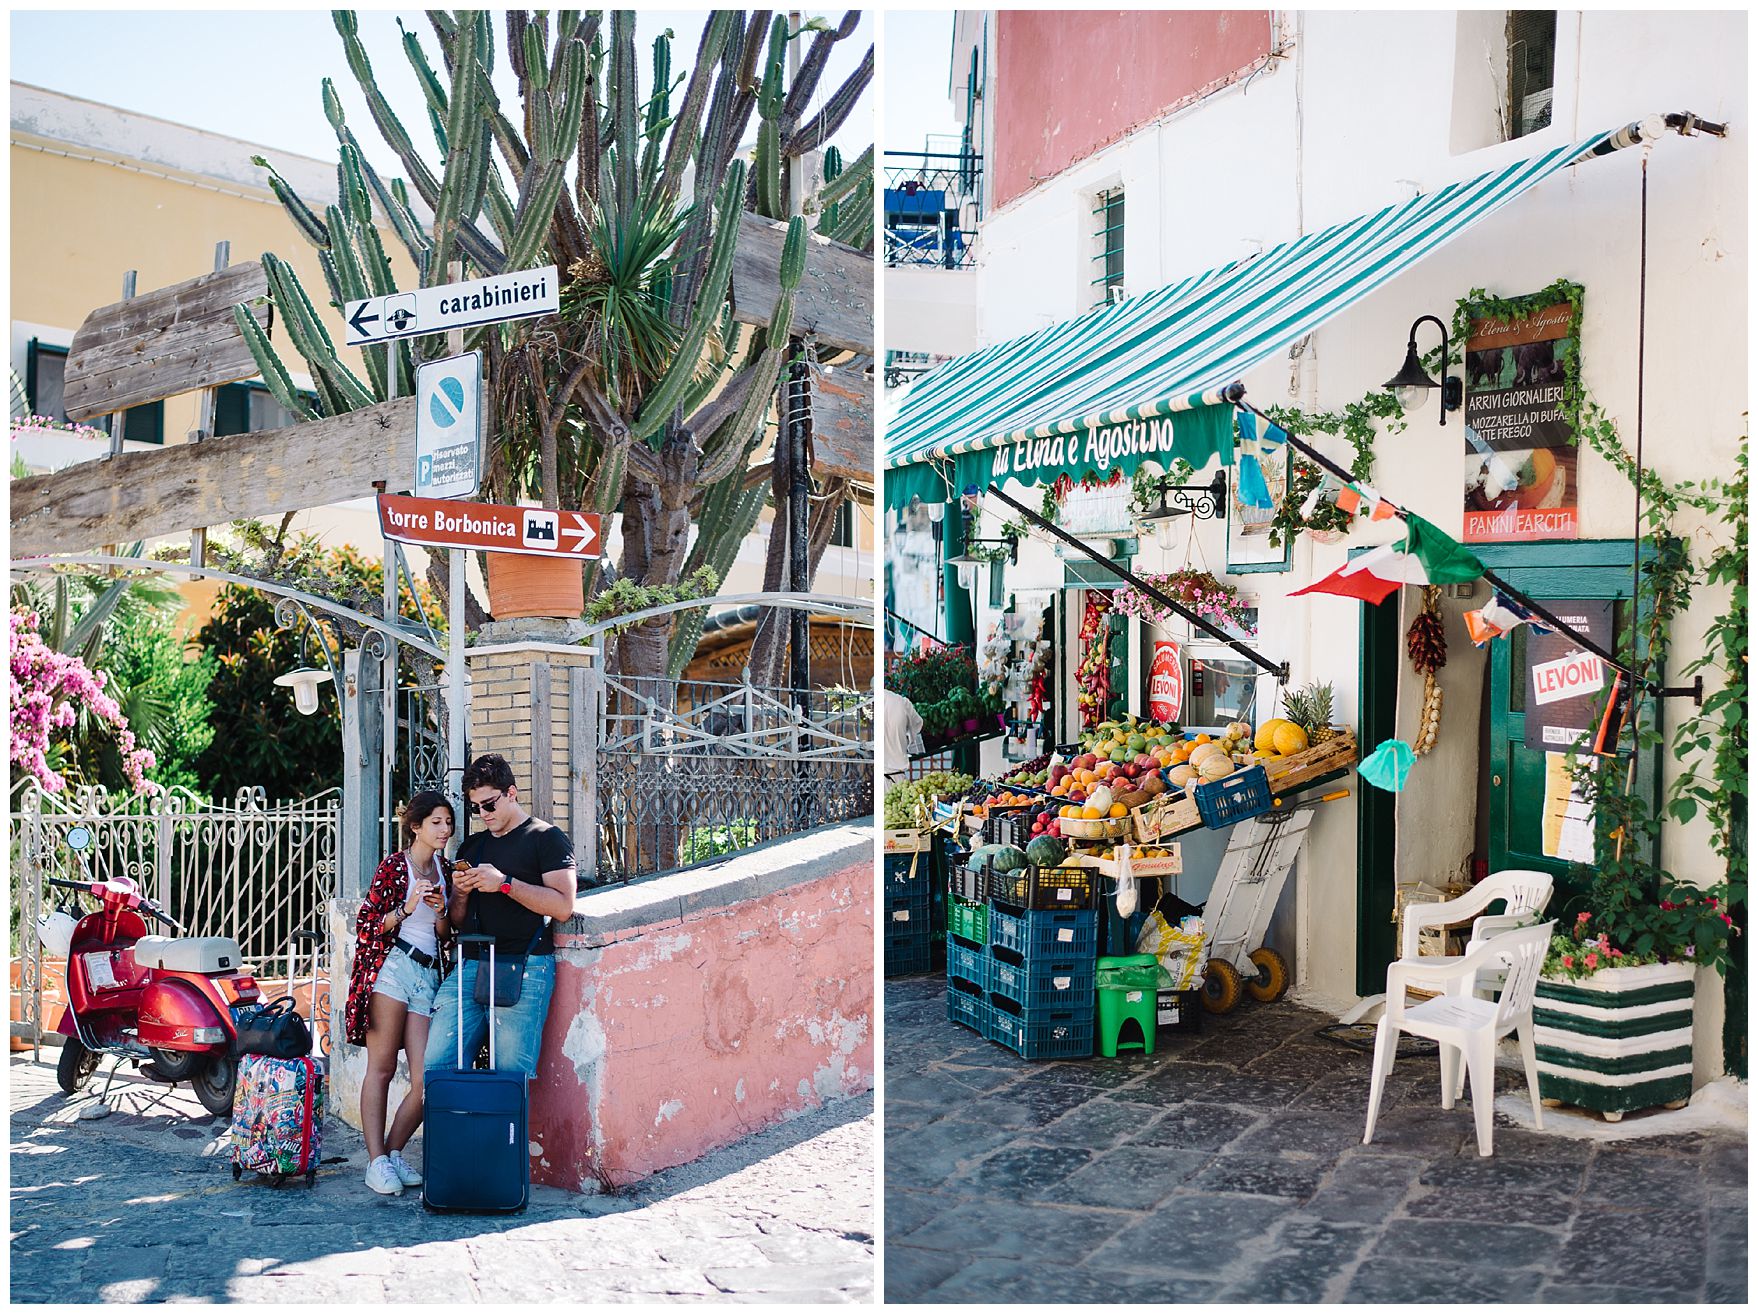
[424,754,577,1079]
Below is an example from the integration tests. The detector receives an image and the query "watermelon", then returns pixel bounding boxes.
[1024,836,1066,869]
[990,845,1030,873]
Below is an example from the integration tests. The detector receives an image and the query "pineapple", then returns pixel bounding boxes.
[1284,681,1339,745]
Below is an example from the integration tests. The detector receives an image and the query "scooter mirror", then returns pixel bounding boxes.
[66,826,92,852]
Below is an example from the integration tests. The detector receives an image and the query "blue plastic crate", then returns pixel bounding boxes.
[986,999,1094,1060]
[946,939,987,991]
[945,979,989,1033]
[885,888,931,933]
[884,923,931,977]
[1194,764,1273,829]
[885,847,934,898]
[986,906,1098,961]
[987,951,1096,1012]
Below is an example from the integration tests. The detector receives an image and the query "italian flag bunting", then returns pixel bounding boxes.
[1290,512,1485,606]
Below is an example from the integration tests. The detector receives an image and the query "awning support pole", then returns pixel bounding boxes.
[984,481,1289,682]
[1227,391,1701,705]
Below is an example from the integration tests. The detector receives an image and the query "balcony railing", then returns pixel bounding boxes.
[884,150,982,270]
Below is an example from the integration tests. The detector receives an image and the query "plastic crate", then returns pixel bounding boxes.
[987,906,1099,962]
[884,923,931,977]
[1194,765,1274,829]
[987,949,1096,1011]
[946,978,989,1033]
[985,863,1096,912]
[948,863,984,903]
[948,895,989,946]
[987,998,1094,1060]
[981,809,1037,849]
[946,938,988,991]
[885,847,934,898]
[886,888,930,934]
[1156,987,1203,1035]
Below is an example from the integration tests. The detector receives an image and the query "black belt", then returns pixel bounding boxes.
[394,939,438,968]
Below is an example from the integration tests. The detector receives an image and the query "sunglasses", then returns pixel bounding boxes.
[467,791,508,815]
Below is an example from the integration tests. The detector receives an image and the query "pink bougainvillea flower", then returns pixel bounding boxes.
[1562,955,1574,969]
[1577,911,1591,923]
[1585,953,1600,968]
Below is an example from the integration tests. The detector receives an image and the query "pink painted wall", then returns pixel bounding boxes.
[528,854,872,1189]
[992,10,1274,209]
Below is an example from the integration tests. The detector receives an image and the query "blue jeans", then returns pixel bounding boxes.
[424,954,555,1078]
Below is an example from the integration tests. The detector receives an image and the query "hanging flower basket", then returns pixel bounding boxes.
[485,553,584,620]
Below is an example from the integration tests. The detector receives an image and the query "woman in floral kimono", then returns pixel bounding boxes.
[344,790,454,1196]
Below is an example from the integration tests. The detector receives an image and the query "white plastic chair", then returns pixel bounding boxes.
[1362,920,1555,1157]
[1400,869,1554,965]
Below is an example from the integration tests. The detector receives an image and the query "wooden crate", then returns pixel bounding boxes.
[1262,732,1359,795]
[1089,847,1183,880]
[883,829,933,853]
[1132,792,1200,843]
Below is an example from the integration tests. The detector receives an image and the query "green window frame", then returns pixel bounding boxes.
[1090,188,1125,295]
[25,338,162,443]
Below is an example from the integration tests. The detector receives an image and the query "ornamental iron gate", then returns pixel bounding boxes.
[10,783,340,1053]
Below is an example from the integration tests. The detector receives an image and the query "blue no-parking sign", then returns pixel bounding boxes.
[414,351,483,499]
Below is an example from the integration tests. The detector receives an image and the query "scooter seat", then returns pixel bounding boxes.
[132,935,243,974]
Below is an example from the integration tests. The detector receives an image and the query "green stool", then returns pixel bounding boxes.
[1096,954,1162,1057]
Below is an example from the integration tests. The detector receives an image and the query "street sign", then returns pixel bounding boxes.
[377,494,601,560]
[344,266,560,346]
[414,351,482,498]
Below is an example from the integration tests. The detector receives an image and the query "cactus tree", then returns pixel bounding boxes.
[239,10,873,681]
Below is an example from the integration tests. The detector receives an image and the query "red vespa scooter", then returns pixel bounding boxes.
[42,829,262,1116]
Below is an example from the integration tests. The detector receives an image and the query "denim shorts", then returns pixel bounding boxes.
[373,945,440,1017]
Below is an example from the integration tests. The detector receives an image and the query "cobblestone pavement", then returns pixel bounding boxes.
[11,1055,872,1303]
[885,976,1747,1304]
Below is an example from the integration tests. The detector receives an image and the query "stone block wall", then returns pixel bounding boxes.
[465,641,594,836]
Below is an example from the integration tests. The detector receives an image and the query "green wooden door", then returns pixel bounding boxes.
[1478,542,1659,915]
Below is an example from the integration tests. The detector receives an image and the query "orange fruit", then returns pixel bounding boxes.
[1194,734,1212,745]
[1108,803,1128,819]
[1080,805,1101,820]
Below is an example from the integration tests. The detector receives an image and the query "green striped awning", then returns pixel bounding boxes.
[885,123,1646,509]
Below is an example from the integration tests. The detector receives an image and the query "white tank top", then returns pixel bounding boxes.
[397,853,446,957]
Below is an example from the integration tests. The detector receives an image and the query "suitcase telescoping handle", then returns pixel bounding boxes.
[290,928,322,1020]
[455,932,496,1071]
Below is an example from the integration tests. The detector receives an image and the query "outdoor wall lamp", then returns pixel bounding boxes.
[1139,469,1228,549]
[1385,314,1464,424]
[946,506,1018,592]
[273,623,334,716]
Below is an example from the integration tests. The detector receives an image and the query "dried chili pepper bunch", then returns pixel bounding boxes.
[1408,586,1447,756]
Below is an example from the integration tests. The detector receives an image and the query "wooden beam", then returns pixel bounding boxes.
[810,370,873,484]
[62,263,272,422]
[11,398,416,557]
[730,213,872,356]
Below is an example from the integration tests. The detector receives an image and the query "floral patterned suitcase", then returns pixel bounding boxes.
[229,1053,324,1184]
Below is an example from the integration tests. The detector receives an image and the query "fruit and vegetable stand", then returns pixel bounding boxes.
[882,700,1361,1052]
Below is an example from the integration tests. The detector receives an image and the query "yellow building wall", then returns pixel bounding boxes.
[11,139,415,450]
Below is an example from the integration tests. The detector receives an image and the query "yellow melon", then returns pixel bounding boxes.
[1255,718,1289,753]
[1167,764,1197,789]
[1197,752,1234,781]
[1273,722,1310,756]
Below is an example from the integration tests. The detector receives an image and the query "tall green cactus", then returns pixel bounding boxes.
[239,9,871,684]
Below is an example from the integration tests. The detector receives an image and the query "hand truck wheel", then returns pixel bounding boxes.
[1200,959,1243,1015]
[1245,947,1291,1003]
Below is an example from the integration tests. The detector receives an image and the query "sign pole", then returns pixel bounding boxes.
[446,272,467,813]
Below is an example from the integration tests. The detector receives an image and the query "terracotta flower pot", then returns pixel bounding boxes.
[485,553,584,620]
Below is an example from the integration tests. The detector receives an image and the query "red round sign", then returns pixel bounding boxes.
[1148,640,1183,723]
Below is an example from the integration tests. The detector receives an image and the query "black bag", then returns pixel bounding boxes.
[235,996,312,1059]
[472,926,543,1009]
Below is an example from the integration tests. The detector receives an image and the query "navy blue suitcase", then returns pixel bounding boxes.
[422,934,529,1213]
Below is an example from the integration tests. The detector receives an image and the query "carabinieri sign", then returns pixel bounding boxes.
[344,266,560,346]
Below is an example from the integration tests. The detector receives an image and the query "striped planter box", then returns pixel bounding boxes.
[1534,962,1696,1120]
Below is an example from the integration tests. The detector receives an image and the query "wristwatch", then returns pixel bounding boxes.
[499,881,513,895]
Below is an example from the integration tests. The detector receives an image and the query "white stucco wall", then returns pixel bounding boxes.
[948,10,1746,1077]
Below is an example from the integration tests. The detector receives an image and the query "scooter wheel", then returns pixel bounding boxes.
[193,1054,237,1117]
[56,1037,100,1094]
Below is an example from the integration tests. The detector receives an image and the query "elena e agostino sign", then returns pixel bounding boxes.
[1461,298,1580,542]
[980,406,1233,489]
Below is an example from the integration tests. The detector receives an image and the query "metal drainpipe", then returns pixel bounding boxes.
[788,341,812,708]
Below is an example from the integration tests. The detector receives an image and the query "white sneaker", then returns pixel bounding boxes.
[364,1155,404,1195]
[389,1149,423,1187]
